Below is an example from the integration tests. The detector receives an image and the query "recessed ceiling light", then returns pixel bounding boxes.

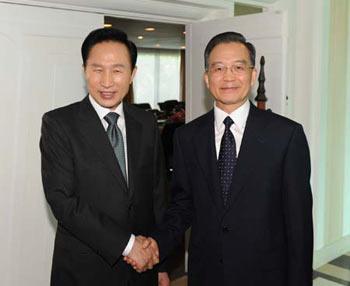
[155,44,161,47]
[104,24,112,28]
[137,36,144,40]
[181,46,186,49]
[145,27,156,32]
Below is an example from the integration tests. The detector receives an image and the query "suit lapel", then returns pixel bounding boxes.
[123,103,142,198]
[224,103,269,212]
[78,97,128,192]
[193,110,225,217]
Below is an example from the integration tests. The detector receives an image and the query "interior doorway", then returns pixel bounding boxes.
[105,17,185,109]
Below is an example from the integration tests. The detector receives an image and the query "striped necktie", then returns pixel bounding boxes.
[104,112,127,181]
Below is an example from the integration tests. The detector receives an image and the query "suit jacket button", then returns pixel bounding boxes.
[219,258,223,264]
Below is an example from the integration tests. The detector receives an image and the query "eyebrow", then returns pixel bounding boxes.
[210,59,249,66]
[88,63,127,68]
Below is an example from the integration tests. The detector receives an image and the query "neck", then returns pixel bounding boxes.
[216,100,247,114]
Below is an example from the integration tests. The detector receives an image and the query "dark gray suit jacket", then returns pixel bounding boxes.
[41,97,167,286]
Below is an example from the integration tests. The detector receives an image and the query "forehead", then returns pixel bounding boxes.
[208,42,250,63]
[87,41,130,64]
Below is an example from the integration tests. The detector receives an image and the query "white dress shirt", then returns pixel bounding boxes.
[89,95,135,256]
[214,99,250,158]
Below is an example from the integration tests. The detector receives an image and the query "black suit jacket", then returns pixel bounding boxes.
[40,97,167,286]
[154,103,313,286]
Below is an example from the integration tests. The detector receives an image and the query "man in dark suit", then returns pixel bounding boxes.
[127,31,313,286]
[40,28,169,286]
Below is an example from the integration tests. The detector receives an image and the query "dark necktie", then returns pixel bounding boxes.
[104,112,127,180]
[218,116,237,207]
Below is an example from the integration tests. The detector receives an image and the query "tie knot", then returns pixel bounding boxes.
[104,112,119,126]
[223,116,234,128]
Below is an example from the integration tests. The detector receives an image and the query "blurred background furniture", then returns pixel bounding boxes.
[133,102,151,110]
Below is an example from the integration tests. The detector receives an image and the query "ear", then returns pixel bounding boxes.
[130,66,137,84]
[250,68,257,87]
[82,64,88,79]
[204,71,210,89]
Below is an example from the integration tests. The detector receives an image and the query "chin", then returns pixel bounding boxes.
[98,99,120,108]
[219,97,240,105]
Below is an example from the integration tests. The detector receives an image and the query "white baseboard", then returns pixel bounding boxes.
[313,234,350,268]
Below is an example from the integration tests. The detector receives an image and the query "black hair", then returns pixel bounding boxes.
[204,31,256,70]
[81,27,137,69]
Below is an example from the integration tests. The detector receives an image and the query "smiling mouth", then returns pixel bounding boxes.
[100,91,116,97]
[221,87,239,91]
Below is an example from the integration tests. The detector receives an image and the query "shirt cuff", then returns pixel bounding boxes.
[122,234,135,256]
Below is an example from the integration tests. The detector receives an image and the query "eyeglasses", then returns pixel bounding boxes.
[208,62,254,76]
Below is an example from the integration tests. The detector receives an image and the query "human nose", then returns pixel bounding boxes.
[223,66,236,80]
[101,70,113,87]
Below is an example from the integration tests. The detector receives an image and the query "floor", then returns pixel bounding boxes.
[171,252,350,286]
[171,276,187,286]
[314,252,350,285]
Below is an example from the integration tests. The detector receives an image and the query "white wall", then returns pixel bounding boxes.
[323,0,350,261]
[269,0,350,268]
[0,3,102,285]
[344,1,350,237]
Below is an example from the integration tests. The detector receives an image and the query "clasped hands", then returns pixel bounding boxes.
[124,235,159,273]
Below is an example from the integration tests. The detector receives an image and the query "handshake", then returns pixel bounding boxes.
[124,235,159,273]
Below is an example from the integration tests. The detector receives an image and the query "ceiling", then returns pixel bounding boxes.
[103,1,269,50]
[11,0,278,50]
[23,0,278,6]
[105,17,185,50]
[18,0,234,21]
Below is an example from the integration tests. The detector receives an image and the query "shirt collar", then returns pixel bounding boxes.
[88,94,124,122]
[214,99,250,132]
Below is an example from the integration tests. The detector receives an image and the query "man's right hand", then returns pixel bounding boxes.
[124,236,159,272]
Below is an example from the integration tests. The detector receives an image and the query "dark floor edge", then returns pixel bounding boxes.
[329,255,350,270]
[313,270,350,286]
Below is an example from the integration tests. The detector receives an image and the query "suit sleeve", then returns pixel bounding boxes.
[152,118,168,226]
[150,117,171,273]
[153,130,194,261]
[40,113,130,266]
[283,124,313,286]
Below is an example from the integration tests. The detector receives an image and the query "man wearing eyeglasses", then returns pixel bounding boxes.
[125,31,313,286]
